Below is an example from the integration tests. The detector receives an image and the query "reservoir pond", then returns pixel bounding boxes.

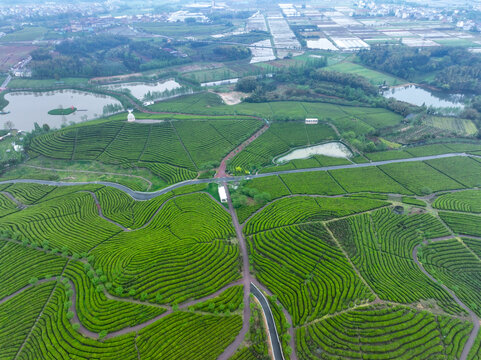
[276,142,353,163]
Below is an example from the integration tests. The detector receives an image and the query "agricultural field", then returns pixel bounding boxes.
[28,117,262,185]
[419,238,481,317]
[433,190,481,213]
[326,61,404,86]
[3,151,481,358]
[7,77,89,89]
[137,22,235,38]
[0,27,47,42]
[246,222,373,325]
[297,304,472,360]
[329,208,459,312]
[0,45,37,72]
[228,122,338,173]
[0,184,244,359]
[147,92,403,131]
[379,161,465,195]
[423,116,478,136]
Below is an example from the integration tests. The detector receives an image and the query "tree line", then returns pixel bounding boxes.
[30,35,189,79]
[358,45,481,94]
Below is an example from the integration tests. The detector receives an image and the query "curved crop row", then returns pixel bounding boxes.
[329,208,462,313]
[136,311,242,360]
[419,238,481,317]
[0,241,67,298]
[4,183,55,205]
[297,304,471,360]
[192,285,243,314]
[440,212,481,237]
[433,190,481,213]
[0,191,122,253]
[0,193,21,217]
[0,282,56,359]
[64,261,166,333]
[95,186,173,229]
[244,196,388,235]
[248,223,372,325]
[92,193,240,304]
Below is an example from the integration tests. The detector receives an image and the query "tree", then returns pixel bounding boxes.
[4,121,14,130]
[115,286,123,296]
[29,277,38,285]
[235,77,258,93]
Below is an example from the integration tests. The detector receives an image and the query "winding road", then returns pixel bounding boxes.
[0,152,471,201]
[251,282,284,360]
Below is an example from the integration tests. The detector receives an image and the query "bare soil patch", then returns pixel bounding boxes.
[214,91,245,105]
[0,45,37,71]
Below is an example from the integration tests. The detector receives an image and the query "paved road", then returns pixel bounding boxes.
[0,74,11,90]
[0,152,470,200]
[251,282,284,360]
[217,184,252,360]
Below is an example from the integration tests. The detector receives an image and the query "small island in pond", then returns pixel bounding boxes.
[48,107,77,115]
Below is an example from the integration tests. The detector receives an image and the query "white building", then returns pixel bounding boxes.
[305,118,318,125]
[218,185,228,203]
[127,109,135,122]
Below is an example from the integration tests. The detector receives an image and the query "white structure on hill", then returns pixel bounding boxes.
[218,185,228,203]
[305,118,318,125]
[127,109,135,122]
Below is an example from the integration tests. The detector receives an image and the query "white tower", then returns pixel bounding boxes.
[127,109,135,122]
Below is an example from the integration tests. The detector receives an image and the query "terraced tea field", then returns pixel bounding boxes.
[28,118,263,185]
[4,101,481,359]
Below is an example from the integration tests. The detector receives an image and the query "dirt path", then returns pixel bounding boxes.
[86,190,226,233]
[413,242,480,360]
[86,191,129,231]
[215,124,269,178]
[14,261,70,359]
[217,184,252,360]
[0,191,28,209]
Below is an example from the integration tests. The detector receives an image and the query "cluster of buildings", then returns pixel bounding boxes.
[355,2,481,32]
[0,2,112,21]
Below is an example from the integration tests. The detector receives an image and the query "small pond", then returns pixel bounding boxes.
[383,85,466,108]
[0,89,121,131]
[103,79,181,101]
[276,142,353,163]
